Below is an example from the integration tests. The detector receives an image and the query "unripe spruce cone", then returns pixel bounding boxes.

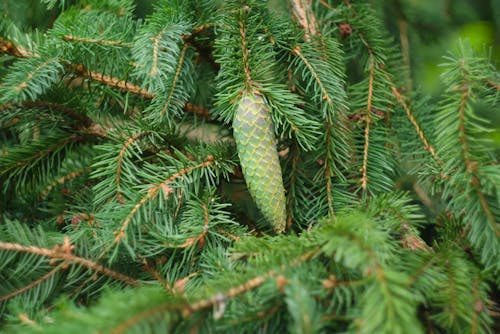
[233,93,286,233]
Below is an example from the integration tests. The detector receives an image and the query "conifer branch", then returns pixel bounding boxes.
[457,87,498,234]
[0,100,95,128]
[14,58,61,94]
[108,156,216,251]
[0,133,78,176]
[216,228,242,242]
[292,46,333,106]
[290,2,346,215]
[62,35,133,47]
[109,276,268,334]
[286,142,299,228]
[110,247,319,333]
[150,30,164,77]
[361,55,375,191]
[0,36,33,58]
[0,240,138,286]
[390,86,438,161]
[485,79,499,90]
[72,64,154,98]
[1,2,498,332]
[183,102,211,119]
[160,43,189,116]
[238,17,253,90]
[40,168,86,198]
[115,131,150,203]
[0,264,64,302]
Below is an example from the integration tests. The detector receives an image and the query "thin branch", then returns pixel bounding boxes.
[15,58,60,93]
[360,55,375,191]
[390,86,438,161]
[63,35,133,47]
[457,87,499,235]
[216,228,241,242]
[292,46,333,106]
[1,39,211,118]
[239,15,253,90]
[324,114,336,216]
[286,142,299,229]
[149,28,164,77]
[0,240,138,286]
[40,168,86,198]
[160,43,189,116]
[0,134,78,175]
[471,275,481,334]
[72,64,154,98]
[183,102,211,119]
[0,264,64,302]
[116,131,150,203]
[396,14,412,91]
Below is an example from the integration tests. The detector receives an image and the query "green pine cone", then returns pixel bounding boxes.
[233,94,286,233]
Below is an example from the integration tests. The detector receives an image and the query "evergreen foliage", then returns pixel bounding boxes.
[0,0,498,333]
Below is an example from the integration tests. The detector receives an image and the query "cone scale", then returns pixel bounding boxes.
[233,94,286,233]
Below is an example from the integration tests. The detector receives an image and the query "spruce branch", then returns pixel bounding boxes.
[1,35,211,119]
[99,156,216,258]
[0,264,64,303]
[360,55,375,192]
[456,85,497,234]
[1,1,499,332]
[0,37,31,58]
[72,64,154,98]
[0,239,138,286]
[115,131,151,203]
[40,168,86,198]
[390,85,438,161]
[62,35,133,47]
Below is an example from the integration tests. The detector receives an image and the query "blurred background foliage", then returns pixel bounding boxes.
[1,0,498,131]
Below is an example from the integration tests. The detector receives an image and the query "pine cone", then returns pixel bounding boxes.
[233,94,286,233]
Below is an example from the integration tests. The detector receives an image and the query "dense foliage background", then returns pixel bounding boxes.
[0,0,498,333]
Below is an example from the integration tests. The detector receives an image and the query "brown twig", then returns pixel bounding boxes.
[0,239,138,286]
[485,79,500,91]
[1,38,212,119]
[72,64,154,98]
[360,56,375,191]
[239,16,253,90]
[63,35,133,47]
